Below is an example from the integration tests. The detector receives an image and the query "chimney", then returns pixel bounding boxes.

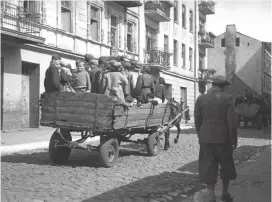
[224,24,237,81]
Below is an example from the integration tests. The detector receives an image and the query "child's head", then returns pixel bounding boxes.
[75,59,85,72]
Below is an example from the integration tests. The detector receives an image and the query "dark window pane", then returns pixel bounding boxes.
[111,16,117,27]
[91,20,98,41]
[127,34,132,51]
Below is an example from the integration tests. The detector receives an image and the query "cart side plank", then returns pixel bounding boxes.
[114,106,169,116]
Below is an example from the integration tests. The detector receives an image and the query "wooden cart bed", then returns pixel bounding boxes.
[40,92,171,132]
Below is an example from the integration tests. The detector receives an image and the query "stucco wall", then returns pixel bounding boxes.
[208,32,263,94]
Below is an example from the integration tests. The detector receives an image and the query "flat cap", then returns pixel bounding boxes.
[122,61,131,68]
[89,59,98,66]
[120,56,130,62]
[109,60,121,67]
[84,54,94,62]
[212,75,230,85]
[52,54,61,60]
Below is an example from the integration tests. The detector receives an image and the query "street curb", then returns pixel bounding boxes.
[1,136,100,156]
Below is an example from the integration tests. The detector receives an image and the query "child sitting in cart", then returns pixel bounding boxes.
[71,59,91,92]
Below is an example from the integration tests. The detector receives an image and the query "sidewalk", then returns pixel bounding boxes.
[1,124,194,155]
[191,146,271,202]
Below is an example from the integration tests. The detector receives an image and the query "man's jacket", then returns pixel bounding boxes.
[194,87,237,144]
[44,64,63,93]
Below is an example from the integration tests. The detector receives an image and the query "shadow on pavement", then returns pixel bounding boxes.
[237,126,271,140]
[80,144,269,202]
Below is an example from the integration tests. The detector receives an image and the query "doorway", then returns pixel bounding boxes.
[164,83,172,100]
[1,57,3,130]
[21,61,40,128]
[180,87,187,107]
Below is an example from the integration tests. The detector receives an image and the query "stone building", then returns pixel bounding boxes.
[207,24,271,97]
[0,0,216,131]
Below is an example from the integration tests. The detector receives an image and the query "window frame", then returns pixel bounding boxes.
[189,10,193,33]
[61,1,72,33]
[127,22,134,52]
[182,43,186,68]
[146,26,157,51]
[174,1,178,23]
[90,5,100,42]
[110,15,118,48]
[174,40,178,66]
[236,37,240,46]
[189,47,193,71]
[221,38,225,47]
[182,4,186,29]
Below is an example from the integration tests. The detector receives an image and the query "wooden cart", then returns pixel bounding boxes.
[40,92,182,167]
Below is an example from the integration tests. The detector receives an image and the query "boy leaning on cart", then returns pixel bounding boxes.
[71,59,91,92]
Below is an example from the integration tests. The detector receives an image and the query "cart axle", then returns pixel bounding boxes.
[54,140,99,151]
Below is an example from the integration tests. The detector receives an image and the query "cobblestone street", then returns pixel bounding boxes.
[1,127,270,202]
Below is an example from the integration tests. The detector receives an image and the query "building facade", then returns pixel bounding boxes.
[207,25,272,96]
[0,0,216,131]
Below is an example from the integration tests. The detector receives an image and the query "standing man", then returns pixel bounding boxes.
[194,75,237,202]
[44,54,63,93]
[154,77,166,103]
[71,59,91,92]
[120,56,135,97]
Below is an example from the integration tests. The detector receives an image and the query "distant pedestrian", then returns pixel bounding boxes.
[194,75,237,202]
[184,106,190,123]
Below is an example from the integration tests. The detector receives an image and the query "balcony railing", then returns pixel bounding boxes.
[199,1,215,15]
[145,49,171,68]
[1,1,44,43]
[114,1,142,7]
[144,1,171,22]
[199,32,215,48]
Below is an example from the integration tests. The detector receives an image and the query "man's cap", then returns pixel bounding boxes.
[52,54,61,60]
[120,56,130,62]
[212,75,230,85]
[122,61,131,68]
[98,56,107,65]
[141,65,151,73]
[109,60,121,67]
[84,54,94,62]
[60,60,70,67]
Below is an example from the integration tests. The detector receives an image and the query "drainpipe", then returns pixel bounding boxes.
[193,0,197,103]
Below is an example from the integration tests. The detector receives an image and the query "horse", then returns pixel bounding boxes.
[164,98,184,150]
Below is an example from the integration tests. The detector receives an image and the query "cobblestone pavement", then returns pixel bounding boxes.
[1,127,270,202]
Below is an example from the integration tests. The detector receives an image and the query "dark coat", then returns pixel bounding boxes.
[89,67,102,93]
[44,64,63,93]
[134,73,155,103]
[194,87,237,145]
[154,83,166,103]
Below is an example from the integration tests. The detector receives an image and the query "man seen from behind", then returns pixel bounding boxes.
[194,75,237,202]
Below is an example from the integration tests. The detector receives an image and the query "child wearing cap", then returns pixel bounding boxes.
[71,59,91,92]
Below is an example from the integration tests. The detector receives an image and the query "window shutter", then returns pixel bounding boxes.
[87,4,91,39]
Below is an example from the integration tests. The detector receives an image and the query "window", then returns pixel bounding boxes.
[90,6,99,41]
[174,40,178,66]
[23,1,41,23]
[146,26,156,50]
[182,4,186,28]
[164,35,169,53]
[127,22,134,52]
[189,47,193,71]
[182,43,186,67]
[174,1,178,22]
[61,1,72,33]
[189,10,193,32]
[221,38,225,47]
[236,37,240,46]
[111,15,118,48]
[199,54,205,69]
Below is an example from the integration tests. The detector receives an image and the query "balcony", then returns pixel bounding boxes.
[144,1,171,22]
[114,1,142,7]
[145,49,171,70]
[199,1,215,15]
[199,32,216,49]
[0,1,45,43]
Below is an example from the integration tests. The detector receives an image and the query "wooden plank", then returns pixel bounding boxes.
[114,111,170,123]
[56,113,95,123]
[114,105,169,116]
[113,118,167,129]
[56,100,114,109]
[57,106,113,116]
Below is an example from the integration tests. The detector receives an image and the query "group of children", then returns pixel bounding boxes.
[44,53,191,121]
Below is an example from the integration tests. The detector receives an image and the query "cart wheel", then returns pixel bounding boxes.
[147,132,160,156]
[49,129,72,164]
[99,138,120,168]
